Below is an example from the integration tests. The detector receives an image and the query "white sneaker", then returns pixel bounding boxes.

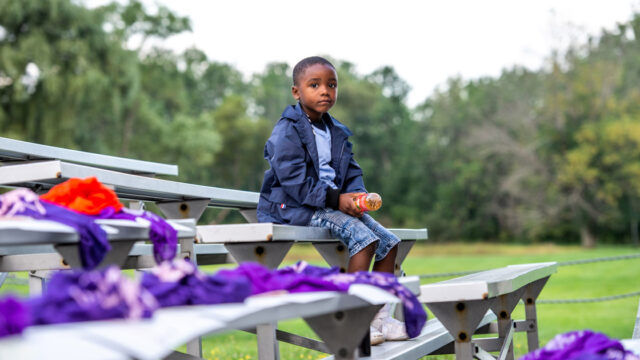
[381,317,409,341]
[370,326,385,346]
[371,303,390,332]
[371,304,409,341]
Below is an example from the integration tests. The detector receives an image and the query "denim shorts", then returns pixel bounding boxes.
[309,208,400,262]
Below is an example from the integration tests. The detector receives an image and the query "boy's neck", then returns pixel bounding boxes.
[306,113,323,123]
[299,103,324,123]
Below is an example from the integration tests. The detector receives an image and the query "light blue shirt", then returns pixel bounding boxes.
[311,120,338,189]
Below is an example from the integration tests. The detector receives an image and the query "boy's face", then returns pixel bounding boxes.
[292,63,338,121]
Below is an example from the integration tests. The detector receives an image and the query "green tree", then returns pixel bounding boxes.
[251,62,292,122]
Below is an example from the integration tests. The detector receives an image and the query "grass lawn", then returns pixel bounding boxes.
[2,243,639,359]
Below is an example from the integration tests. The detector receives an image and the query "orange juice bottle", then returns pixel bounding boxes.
[353,193,382,212]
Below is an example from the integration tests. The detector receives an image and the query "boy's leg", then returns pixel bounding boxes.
[360,215,408,341]
[309,209,379,272]
[360,214,401,271]
[308,209,385,345]
[372,244,398,273]
[347,242,375,273]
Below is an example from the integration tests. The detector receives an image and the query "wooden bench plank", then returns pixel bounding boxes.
[0,136,178,176]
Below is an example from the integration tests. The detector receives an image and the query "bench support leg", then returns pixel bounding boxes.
[240,209,258,223]
[55,241,136,269]
[0,272,8,289]
[394,240,415,276]
[426,299,493,360]
[304,305,381,360]
[522,277,550,351]
[179,237,196,263]
[28,270,50,295]
[225,242,293,269]
[185,338,202,358]
[244,328,331,354]
[489,288,525,360]
[391,240,416,322]
[634,297,640,339]
[157,200,209,221]
[312,242,349,272]
[256,323,280,360]
[181,232,202,358]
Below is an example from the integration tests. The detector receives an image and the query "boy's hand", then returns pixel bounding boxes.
[339,192,366,217]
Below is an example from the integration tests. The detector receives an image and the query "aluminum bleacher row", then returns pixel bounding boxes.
[0,217,196,294]
[0,137,559,360]
[0,260,559,360]
[0,137,427,275]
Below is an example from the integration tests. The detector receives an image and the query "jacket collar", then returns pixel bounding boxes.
[282,103,353,137]
[283,103,353,176]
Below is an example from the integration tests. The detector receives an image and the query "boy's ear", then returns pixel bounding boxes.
[291,85,300,101]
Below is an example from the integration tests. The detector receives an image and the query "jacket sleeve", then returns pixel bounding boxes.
[342,154,367,193]
[266,124,330,208]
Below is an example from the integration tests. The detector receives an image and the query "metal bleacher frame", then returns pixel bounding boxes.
[0,137,561,360]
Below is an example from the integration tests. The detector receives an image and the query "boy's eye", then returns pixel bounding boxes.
[329,83,337,89]
[310,83,318,88]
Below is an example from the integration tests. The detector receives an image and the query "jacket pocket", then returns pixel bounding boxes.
[269,187,301,208]
[268,188,287,203]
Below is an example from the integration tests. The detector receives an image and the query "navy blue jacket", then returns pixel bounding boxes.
[257,104,366,225]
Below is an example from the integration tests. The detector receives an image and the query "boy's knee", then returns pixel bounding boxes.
[363,241,377,254]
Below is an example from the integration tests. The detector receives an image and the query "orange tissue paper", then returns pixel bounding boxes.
[40,177,123,215]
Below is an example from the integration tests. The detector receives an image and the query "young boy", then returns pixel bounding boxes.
[257,56,407,344]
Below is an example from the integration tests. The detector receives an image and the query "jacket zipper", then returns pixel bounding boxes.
[337,142,346,185]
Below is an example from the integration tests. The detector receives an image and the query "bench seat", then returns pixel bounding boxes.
[0,136,178,176]
[0,137,431,359]
[0,282,407,360]
[197,223,427,243]
[0,160,259,212]
[419,262,557,360]
[322,312,496,360]
[0,218,196,274]
[197,223,428,272]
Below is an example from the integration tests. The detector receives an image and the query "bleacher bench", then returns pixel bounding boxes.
[0,217,196,294]
[0,278,416,360]
[0,153,427,274]
[418,262,557,360]
[0,136,178,176]
[0,137,428,359]
[0,261,558,360]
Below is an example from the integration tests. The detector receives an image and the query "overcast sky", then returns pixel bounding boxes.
[107,0,640,106]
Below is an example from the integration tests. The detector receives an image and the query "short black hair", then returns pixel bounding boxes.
[292,56,335,85]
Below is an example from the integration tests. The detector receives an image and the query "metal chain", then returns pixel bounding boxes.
[538,291,640,304]
[558,252,640,266]
[418,252,640,279]
[418,269,479,279]
[418,252,640,304]
[4,253,640,302]
[1,273,27,285]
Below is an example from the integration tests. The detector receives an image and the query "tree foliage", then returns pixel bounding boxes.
[2,0,640,245]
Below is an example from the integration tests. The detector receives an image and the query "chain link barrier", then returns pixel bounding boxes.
[538,291,640,304]
[418,252,640,304]
[3,253,640,303]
